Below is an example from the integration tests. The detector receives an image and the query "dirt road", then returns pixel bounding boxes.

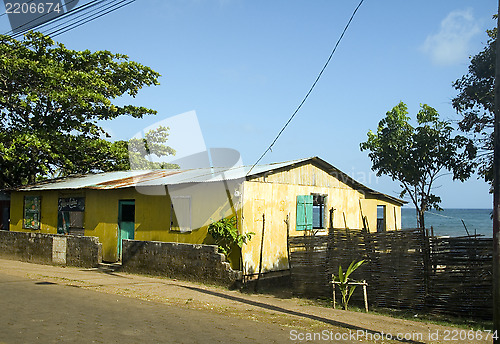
[0,259,492,343]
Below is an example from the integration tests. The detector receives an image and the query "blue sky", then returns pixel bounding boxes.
[1,0,497,208]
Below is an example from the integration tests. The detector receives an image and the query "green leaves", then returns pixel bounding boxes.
[207,216,254,262]
[452,23,495,184]
[361,102,476,229]
[332,260,365,310]
[0,32,164,187]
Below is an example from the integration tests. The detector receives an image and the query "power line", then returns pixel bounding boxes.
[11,0,104,38]
[3,0,134,39]
[48,0,134,38]
[42,0,125,37]
[36,0,111,37]
[4,0,81,36]
[246,0,365,175]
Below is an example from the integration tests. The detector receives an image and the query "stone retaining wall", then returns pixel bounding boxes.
[0,231,102,268]
[121,239,242,287]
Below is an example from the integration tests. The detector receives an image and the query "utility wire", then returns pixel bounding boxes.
[42,0,124,37]
[4,0,81,36]
[12,0,104,38]
[48,0,134,38]
[3,0,133,39]
[246,0,365,175]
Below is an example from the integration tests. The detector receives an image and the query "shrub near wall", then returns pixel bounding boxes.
[121,239,242,287]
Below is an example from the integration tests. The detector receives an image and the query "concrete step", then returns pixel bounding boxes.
[98,262,122,273]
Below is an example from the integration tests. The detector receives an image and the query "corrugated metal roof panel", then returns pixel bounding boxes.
[18,170,154,191]
[136,159,310,186]
[16,157,405,205]
[18,158,310,191]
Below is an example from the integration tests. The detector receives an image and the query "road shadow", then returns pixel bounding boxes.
[179,284,427,344]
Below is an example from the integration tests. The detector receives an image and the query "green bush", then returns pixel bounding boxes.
[207,216,254,263]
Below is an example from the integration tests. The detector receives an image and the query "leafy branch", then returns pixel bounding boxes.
[207,216,254,263]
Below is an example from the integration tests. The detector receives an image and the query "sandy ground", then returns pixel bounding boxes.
[0,259,492,344]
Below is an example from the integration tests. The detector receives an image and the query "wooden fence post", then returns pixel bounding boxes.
[363,280,368,312]
[332,274,336,309]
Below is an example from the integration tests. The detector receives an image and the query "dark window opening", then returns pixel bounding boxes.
[377,205,386,232]
[58,197,85,235]
[0,201,10,230]
[313,194,326,229]
[120,204,135,222]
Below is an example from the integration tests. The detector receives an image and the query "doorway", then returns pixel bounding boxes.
[117,200,135,259]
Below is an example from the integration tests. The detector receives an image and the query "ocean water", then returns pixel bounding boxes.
[401,208,493,238]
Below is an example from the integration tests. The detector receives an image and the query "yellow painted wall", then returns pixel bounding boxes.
[240,163,402,275]
[10,181,242,264]
[360,198,402,232]
[10,190,59,234]
[9,162,402,273]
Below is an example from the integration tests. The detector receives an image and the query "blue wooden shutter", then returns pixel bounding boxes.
[296,195,313,230]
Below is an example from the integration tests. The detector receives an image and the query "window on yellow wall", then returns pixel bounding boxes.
[57,197,85,236]
[170,196,191,232]
[312,194,327,229]
[23,196,41,230]
[377,205,386,232]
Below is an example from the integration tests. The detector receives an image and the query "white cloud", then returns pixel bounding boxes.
[421,9,481,66]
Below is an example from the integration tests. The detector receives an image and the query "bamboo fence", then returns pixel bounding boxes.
[288,228,492,319]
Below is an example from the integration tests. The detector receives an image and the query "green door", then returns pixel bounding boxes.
[117,200,135,259]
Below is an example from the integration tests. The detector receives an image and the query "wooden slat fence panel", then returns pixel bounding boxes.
[289,235,329,297]
[288,228,493,319]
[365,229,426,310]
[428,236,492,319]
[326,229,369,305]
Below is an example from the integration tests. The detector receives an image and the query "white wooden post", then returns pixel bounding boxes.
[363,280,368,312]
[332,274,336,309]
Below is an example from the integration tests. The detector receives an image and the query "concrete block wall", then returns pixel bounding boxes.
[0,231,102,268]
[66,236,102,268]
[121,240,242,287]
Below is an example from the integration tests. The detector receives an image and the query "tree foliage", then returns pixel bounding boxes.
[0,32,175,188]
[360,102,476,229]
[452,22,496,183]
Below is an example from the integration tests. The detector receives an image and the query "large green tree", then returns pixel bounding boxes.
[0,32,175,188]
[452,22,496,183]
[360,102,476,229]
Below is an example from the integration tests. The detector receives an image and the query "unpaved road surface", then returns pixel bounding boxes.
[0,273,298,343]
[0,259,492,344]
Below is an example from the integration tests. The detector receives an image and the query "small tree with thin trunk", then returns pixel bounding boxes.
[360,102,476,229]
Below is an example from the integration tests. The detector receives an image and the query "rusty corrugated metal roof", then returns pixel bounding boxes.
[18,159,310,191]
[89,170,183,189]
[16,157,406,205]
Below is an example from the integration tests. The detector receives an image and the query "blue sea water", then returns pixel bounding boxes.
[401,208,493,238]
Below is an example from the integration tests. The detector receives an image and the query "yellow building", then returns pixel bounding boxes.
[9,157,405,274]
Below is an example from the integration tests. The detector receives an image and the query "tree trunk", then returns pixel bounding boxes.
[418,210,425,231]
